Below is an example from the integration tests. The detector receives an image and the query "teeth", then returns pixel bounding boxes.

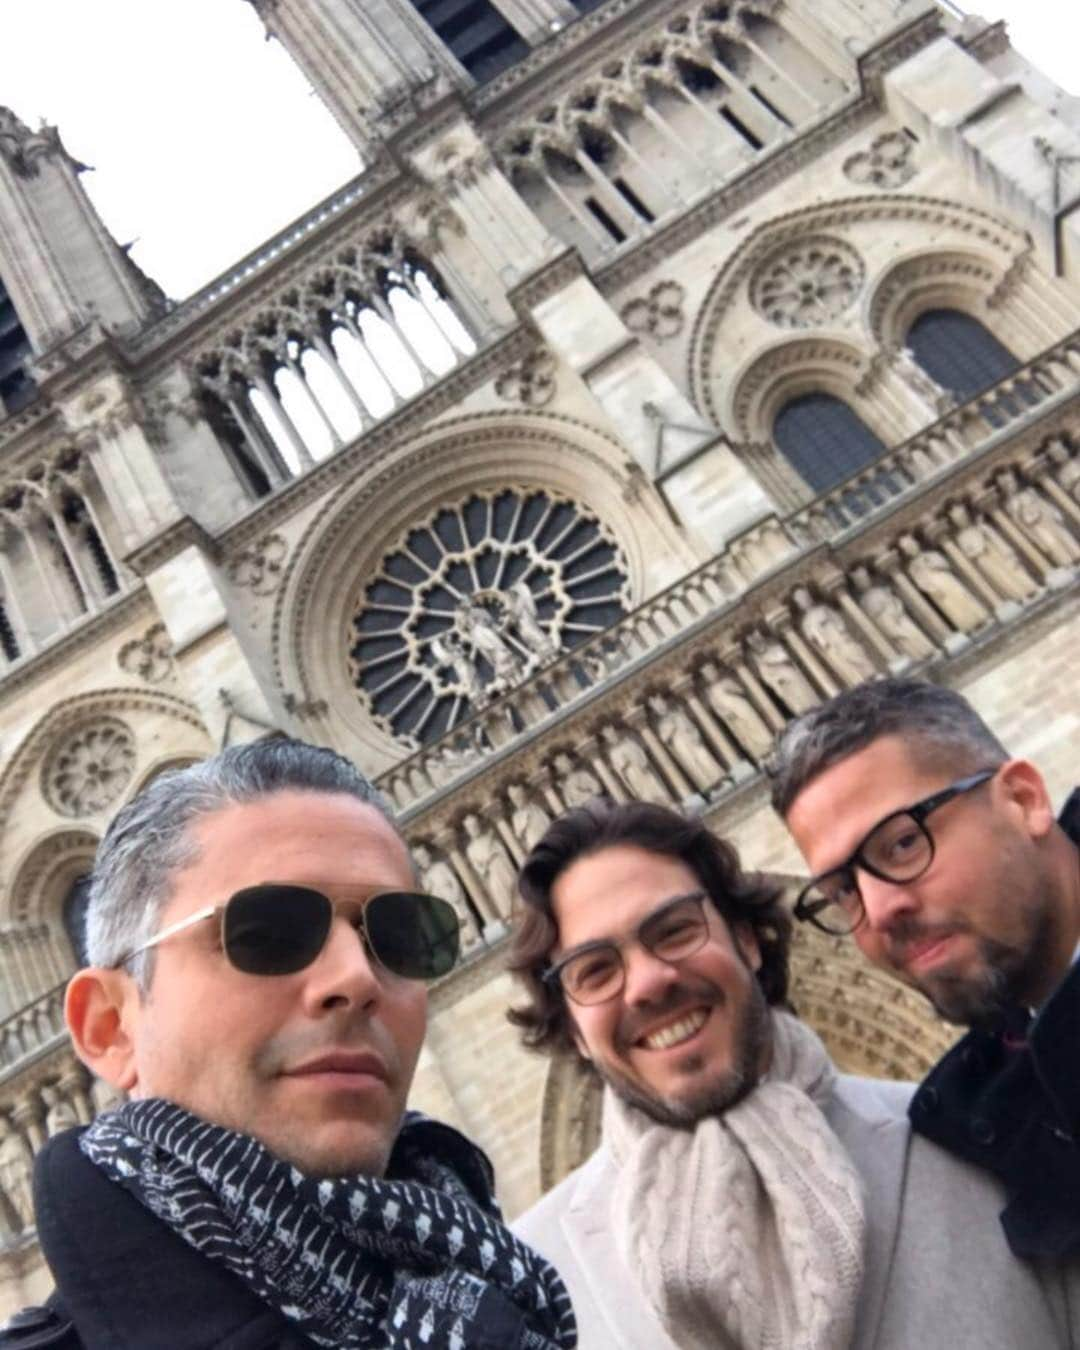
[641,1008,708,1051]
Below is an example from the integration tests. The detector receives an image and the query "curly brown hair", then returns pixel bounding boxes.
[507,798,791,1055]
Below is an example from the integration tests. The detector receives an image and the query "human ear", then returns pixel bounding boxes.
[997,760,1055,841]
[65,968,141,1093]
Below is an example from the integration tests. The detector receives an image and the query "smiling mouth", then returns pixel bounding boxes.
[903,934,959,971]
[638,1007,709,1052]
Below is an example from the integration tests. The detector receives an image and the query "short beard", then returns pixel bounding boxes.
[917,906,1057,1029]
[595,977,772,1127]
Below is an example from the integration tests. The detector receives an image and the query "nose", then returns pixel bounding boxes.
[857,869,921,933]
[300,915,382,1014]
[620,942,683,1007]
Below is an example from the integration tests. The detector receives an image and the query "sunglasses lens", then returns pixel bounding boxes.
[364,891,460,981]
[223,885,331,975]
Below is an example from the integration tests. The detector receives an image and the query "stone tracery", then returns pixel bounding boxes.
[350,489,630,747]
[40,717,136,819]
[751,236,865,329]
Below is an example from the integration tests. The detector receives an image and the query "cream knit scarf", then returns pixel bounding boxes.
[603,1011,865,1350]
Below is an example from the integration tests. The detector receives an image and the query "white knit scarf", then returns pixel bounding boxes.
[603,1011,866,1350]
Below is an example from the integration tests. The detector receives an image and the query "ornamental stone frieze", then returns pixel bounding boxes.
[40,717,136,819]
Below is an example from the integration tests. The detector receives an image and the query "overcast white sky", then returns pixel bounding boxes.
[0,0,1076,302]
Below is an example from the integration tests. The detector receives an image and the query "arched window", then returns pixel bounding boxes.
[773,393,888,492]
[0,274,35,413]
[906,310,1020,402]
[62,874,92,967]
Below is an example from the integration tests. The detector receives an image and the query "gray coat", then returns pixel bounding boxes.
[515,1075,1080,1349]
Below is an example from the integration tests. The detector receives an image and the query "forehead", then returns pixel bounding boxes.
[164,790,412,918]
[550,844,703,952]
[785,734,954,870]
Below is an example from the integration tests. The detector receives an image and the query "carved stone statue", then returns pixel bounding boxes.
[507,782,551,851]
[413,841,480,953]
[850,567,934,662]
[41,1084,79,1137]
[462,813,517,918]
[0,1113,34,1230]
[892,345,955,413]
[505,581,559,662]
[1047,440,1080,503]
[999,472,1080,569]
[899,535,988,633]
[552,752,602,808]
[425,732,482,789]
[698,662,774,760]
[458,600,520,684]
[600,725,667,802]
[647,694,723,792]
[745,631,817,715]
[792,586,876,687]
[430,630,480,699]
[948,504,1037,604]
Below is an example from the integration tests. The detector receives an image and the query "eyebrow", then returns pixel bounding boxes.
[554,890,706,965]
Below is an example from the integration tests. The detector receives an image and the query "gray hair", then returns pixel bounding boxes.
[770,678,1009,817]
[86,737,396,989]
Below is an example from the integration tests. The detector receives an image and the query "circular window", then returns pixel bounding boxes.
[752,236,865,329]
[42,717,136,818]
[349,489,630,746]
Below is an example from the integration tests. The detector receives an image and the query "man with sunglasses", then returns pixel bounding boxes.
[1,739,576,1350]
[507,797,1073,1349]
[775,677,1080,1266]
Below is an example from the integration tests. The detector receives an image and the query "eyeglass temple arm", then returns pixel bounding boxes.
[117,904,219,965]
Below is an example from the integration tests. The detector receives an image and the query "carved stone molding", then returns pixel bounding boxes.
[117,623,173,684]
[40,717,136,819]
[620,281,686,341]
[751,236,866,330]
[227,533,289,596]
[494,348,557,408]
[842,130,917,190]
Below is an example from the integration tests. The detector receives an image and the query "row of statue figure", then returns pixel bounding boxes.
[0,1072,121,1240]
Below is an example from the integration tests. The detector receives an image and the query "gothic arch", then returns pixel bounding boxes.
[536,925,958,1189]
[271,410,691,769]
[6,828,97,931]
[687,194,1032,428]
[0,688,211,922]
[867,249,1010,351]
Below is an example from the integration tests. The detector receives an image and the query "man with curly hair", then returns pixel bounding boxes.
[508,797,1073,1350]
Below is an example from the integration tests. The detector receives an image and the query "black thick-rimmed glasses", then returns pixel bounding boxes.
[793,769,997,936]
[116,883,461,982]
[543,891,710,1005]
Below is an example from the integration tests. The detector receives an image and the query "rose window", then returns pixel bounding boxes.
[42,717,136,818]
[752,236,865,329]
[350,490,630,746]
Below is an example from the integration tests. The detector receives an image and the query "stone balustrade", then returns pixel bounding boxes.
[791,331,1080,539]
[394,430,1080,930]
[0,982,67,1083]
[0,1047,115,1249]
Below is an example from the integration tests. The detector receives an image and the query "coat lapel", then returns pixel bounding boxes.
[827,1078,913,1350]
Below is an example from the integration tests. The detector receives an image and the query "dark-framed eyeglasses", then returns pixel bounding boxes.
[543,892,711,1006]
[115,883,461,982]
[793,769,997,936]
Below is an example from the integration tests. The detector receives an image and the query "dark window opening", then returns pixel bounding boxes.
[773,392,889,493]
[406,0,529,83]
[749,84,793,128]
[584,196,627,243]
[48,521,88,614]
[613,177,655,222]
[719,106,763,150]
[203,391,272,499]
[63,876,92,967]
[0,275,35,413]
[906,310,1020,403]
[0,599,19,661]
[567,0,606,10]
[85,523,119,596]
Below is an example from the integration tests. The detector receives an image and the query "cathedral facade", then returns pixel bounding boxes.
[2,0,1080,1313]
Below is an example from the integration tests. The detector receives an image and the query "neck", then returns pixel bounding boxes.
[1026,829,1080,1006]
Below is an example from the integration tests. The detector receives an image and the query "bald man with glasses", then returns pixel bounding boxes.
[776,678,1080,1267]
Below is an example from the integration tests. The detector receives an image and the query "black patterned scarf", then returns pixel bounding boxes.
[81,1099,576,1350]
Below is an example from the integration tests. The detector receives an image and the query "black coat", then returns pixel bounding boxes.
[910,787,1080,1260]
[1,1126,317,1349]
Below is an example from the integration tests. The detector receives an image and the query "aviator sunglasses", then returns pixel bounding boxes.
[117,883,461,982]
